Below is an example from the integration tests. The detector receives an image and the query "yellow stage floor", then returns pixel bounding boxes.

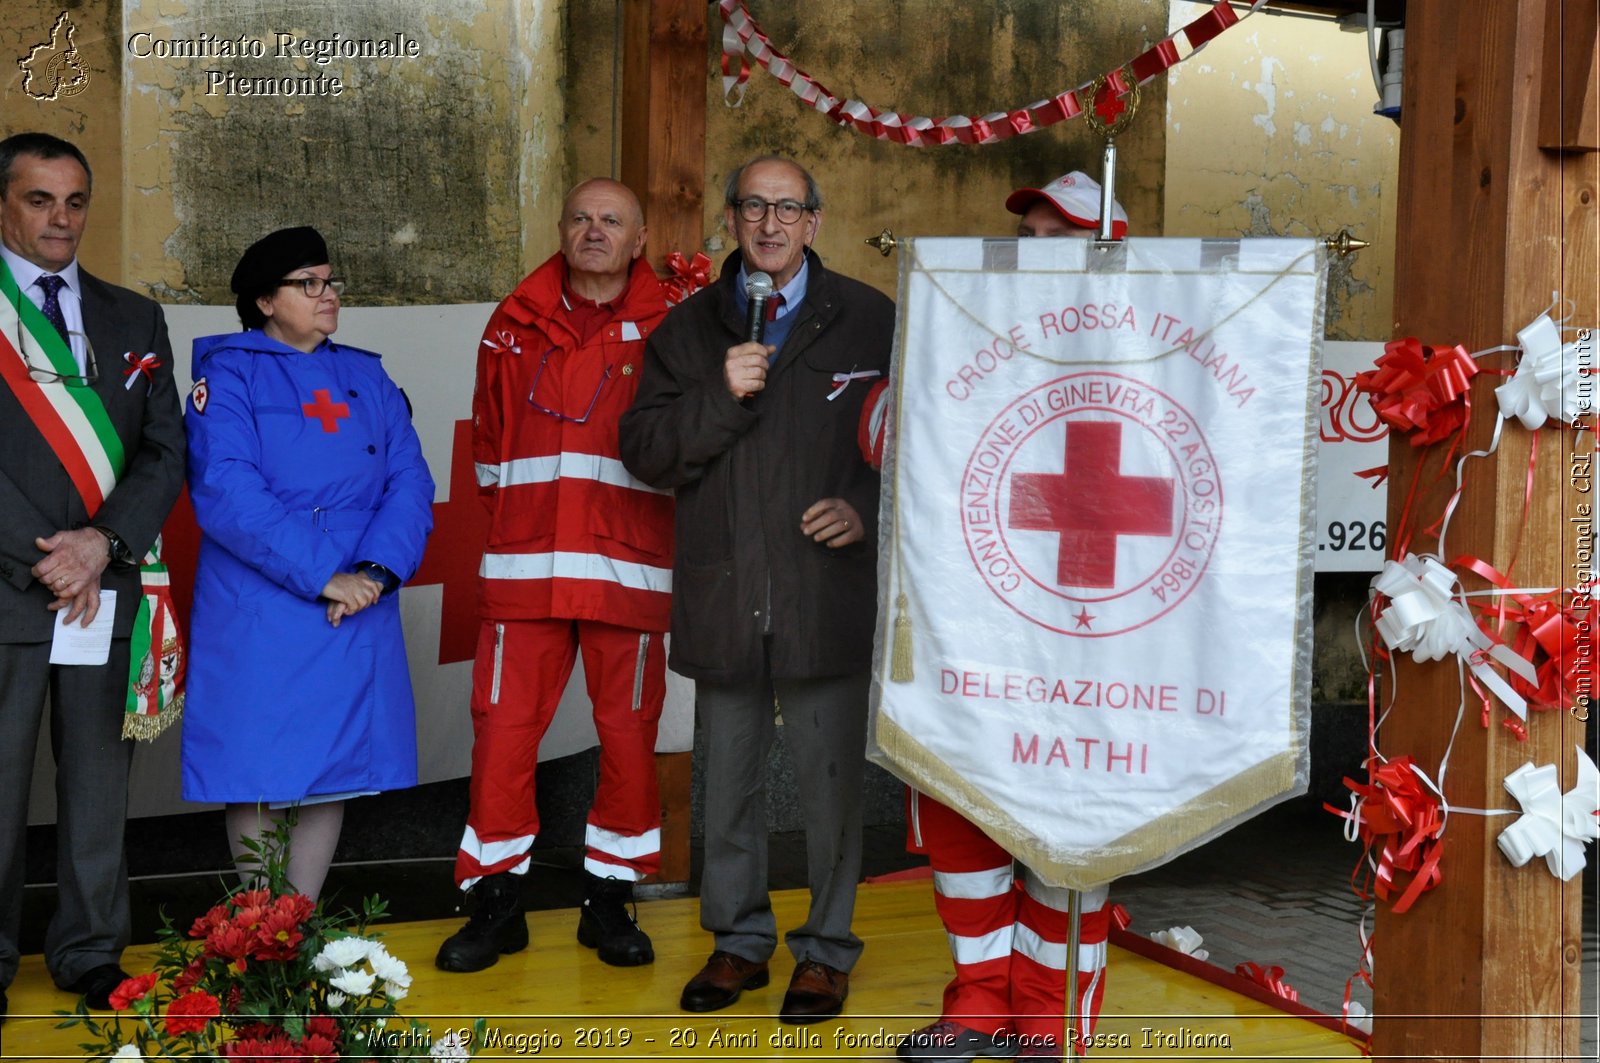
[1,879,1362,1060]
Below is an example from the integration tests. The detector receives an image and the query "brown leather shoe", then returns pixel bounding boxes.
[779,959,848,1024]
[679,951,769,1012]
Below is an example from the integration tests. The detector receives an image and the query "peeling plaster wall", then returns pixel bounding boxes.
[568,0,1170,296]
[1164,1,1399,341]
[122,0,564,306]
[1165,3,1399,708]
[2,2,127,278]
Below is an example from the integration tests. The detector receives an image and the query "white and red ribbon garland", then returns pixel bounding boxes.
[717,0,1269,146]
[1497,745,1600,881]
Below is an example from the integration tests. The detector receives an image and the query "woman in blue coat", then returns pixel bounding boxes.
[182,226,434,899]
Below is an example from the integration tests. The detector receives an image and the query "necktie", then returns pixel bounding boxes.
[765,293,785,322]
[36,275,69,343]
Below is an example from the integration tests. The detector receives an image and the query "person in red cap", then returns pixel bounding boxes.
[862,172,1127,1063]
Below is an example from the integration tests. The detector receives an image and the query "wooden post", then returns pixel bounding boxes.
[620,0,708,273]
[618,0,707,886]
[1376,1,1596,1059]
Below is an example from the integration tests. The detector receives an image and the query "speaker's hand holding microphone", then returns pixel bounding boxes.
[725,271,776,401]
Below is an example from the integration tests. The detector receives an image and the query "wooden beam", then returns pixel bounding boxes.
[618,0,707,887]
[1376,1,1595,1059]
[1540,0,1599,150]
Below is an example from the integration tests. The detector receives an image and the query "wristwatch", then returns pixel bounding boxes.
[92,526,135,565]
[354,561,399,594]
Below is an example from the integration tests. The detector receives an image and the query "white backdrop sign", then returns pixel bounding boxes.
[869,237,1322,888]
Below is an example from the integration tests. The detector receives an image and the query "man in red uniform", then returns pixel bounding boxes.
[436,178,672,972]
[864,173,1129,1062]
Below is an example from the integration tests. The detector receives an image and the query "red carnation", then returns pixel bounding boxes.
[163,989,221,1035]
[107,972,159,1010]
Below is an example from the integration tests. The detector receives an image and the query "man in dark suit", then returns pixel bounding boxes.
[0,132,185,1021]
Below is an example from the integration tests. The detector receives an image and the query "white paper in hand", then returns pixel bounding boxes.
[48,588,116,665]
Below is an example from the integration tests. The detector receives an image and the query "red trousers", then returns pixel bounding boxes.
[909,788,1111,1051]
[453,618,666,888]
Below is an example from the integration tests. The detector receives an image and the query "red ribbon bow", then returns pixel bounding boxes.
[662,251,713,305]
[1234,961,1299,1003]
[123,351,160,388]
[1328,755,1446,914]
[1353,338,1478,450]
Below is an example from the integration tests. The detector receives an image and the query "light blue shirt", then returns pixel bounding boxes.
[1,243,88,374]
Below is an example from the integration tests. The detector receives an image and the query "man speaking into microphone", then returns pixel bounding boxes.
[620,155,893,1023]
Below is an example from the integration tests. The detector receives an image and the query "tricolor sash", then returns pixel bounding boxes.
[0,259,184,740]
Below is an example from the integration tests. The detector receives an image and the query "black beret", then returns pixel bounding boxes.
[230,226,329,296]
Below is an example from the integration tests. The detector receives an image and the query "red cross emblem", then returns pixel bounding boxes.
[1094,81,1127,126]
[302,388,351,433]
[1010,421,1174,588]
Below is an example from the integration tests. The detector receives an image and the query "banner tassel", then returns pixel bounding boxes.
[891,592,914,682]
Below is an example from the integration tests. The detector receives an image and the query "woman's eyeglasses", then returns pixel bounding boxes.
[277,276,347,298]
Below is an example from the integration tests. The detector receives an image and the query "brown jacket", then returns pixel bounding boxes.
[619,250,894,682]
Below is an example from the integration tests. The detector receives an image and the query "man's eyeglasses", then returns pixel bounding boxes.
[527,348,611,424]
[22,329,98,386]
[277,276,347,298]
[9,286,98,385]
[732,197,812,225]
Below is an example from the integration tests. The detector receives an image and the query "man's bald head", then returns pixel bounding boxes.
[559,178,648,299]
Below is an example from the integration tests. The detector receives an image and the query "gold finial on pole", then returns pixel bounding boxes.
[864,228,898,256]
[1085,67,1140,243]
[1324,229,1370,256]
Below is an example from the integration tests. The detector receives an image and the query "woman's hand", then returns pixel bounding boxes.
[322,571,383,627]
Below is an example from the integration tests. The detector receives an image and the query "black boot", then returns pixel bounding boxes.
[435,872,528,972]
[577,870,654,966]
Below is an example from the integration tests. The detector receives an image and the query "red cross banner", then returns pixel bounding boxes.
[870,237,1326,889]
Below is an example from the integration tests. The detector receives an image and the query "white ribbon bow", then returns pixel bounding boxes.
[1370,554,1537,719]
[827,369,881,401]
[1494,309,1590,430]
[1497,745,1600,881]
[481,330,521,356]
[1149,925,1209,962]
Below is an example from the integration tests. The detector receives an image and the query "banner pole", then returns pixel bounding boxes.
[1063,886,1082,1060]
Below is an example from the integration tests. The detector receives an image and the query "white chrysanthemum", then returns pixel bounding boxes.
[368,945,411,987]
[383,980,409,1001]
[329,968,376,997]
[326,990,348,1007]
[112,1047,142,1060]
[312,936,374,972]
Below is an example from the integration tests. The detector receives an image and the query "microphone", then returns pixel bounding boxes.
[744,271,774,344]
